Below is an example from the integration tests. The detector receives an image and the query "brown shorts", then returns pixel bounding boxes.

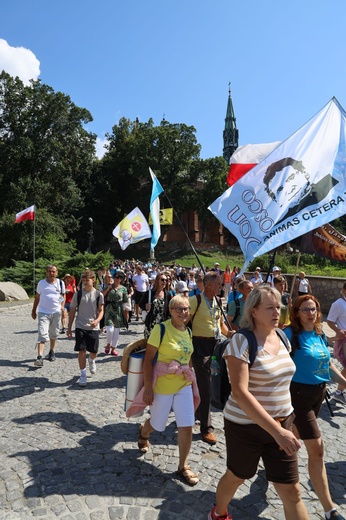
[224,415,299,484]
[290,381,326,440]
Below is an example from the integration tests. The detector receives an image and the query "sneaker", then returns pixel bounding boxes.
[59,328,66,334]
[79,374,87,387]
[202,432,217,445]
[208,505,232,520]
[34,356,43,367]
[333,391,346,405]
[326,510,346,519]
[47,350,56,362]
[89,358,96,374]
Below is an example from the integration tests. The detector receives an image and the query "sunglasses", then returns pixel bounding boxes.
[114,275,123,279]
[160,278,167,282]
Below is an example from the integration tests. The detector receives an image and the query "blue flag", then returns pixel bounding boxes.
[149,167,164,250]
[209,97,346,271]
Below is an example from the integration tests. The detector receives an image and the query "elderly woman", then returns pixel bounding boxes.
[103,271,128,356]
[284,295,346,520]
[144,273,170,339]
[136,294,200,486]
[209,285,309,520]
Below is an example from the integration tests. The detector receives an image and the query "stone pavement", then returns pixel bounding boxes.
[0,302,345,520]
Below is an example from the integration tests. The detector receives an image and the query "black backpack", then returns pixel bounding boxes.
[210,328,290,410]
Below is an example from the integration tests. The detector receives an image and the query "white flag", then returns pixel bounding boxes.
[209,97,346,270]
[113,207,152,250]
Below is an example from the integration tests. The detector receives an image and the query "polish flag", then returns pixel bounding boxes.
[227,141,281,186]
[15,205,35,224]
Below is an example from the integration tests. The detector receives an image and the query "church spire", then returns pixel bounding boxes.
[223,83,239,164]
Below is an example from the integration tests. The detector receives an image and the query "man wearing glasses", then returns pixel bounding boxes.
[189,272,232,445]
[31,264,65,367]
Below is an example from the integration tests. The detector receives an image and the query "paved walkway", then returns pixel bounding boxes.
[0,302,345,520]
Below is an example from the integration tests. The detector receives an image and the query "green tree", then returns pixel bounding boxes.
[86,117,202,250]
[0,71,98,266]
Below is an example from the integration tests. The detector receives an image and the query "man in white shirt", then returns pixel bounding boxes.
[132,265,149,320]
[31,264,65,367]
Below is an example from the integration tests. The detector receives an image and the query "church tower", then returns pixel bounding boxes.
[223,84,239,164]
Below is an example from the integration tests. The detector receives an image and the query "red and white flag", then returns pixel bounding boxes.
[15,205,35,224]
[227,142,281,186]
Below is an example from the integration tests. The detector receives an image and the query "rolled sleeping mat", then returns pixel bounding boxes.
[124,351,145,417]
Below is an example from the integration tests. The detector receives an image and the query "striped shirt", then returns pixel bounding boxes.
[223,332,295,425]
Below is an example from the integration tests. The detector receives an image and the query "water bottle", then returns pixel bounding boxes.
[210,356,220,376]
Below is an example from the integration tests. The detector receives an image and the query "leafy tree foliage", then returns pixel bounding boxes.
[0,71,97,267]
[85,117,227,250]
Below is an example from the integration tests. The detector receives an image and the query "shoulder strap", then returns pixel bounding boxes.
[275,328,290,351]
[59,279,63,294]
[233,297,241,322]
[235,328,258,367]
[190,293,202,323]
[289,328,300,356]
[159,322,166,344]
[77,289,82,308]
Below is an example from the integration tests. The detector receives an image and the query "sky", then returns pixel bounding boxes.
[1,1,346,160]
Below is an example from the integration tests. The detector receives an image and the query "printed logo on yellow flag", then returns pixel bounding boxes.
[113,207,152,250]
[149,208,173,225]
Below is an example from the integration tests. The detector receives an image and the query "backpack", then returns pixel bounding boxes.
[210,328,290,410]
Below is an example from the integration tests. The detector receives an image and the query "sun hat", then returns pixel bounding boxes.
[120,338,147,375]
[273,266,281,272]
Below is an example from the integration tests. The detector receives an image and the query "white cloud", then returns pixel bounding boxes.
[0,39,40,85]
[95,136,109,159]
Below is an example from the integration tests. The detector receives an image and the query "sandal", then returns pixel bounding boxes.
[138,425,150,453]
[177,465,199,486]
[110,348,118,356]
[104,347,110,355]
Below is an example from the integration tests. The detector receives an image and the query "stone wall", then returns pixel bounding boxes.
[276,274,344,314]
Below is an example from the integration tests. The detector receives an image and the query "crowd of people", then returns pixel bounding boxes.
[31,260,346,519]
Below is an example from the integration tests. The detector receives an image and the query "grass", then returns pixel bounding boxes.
[160,249,346,277]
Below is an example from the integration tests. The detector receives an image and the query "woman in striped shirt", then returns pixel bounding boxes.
[208,285,309,520]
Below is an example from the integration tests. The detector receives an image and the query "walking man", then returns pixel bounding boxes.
[189,272,232,444]
[67,270,104,387]
[31,264,65,367]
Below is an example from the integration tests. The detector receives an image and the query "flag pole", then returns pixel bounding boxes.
[33,208,36,295]
[290,252,301,298]
[264,250,277,283]
[162,192,233,330]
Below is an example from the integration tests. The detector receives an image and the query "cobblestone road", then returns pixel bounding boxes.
[0,302,345,519]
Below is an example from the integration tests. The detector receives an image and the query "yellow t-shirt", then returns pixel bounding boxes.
[189,294,222,337]
[148,319,193,394]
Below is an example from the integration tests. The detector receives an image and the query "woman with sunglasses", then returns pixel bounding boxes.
[284,295,346,520]
[103,271,129,356]
[135,294,200,486]
[144,273,170,339]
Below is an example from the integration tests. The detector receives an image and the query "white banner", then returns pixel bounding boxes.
[209,97,346,270]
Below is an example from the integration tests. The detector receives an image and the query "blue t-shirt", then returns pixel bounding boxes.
[227,290,242,304]
[284,327,330,385]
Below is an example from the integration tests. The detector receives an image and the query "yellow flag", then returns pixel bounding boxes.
[112,207,152,250]
[149,208,173,225]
